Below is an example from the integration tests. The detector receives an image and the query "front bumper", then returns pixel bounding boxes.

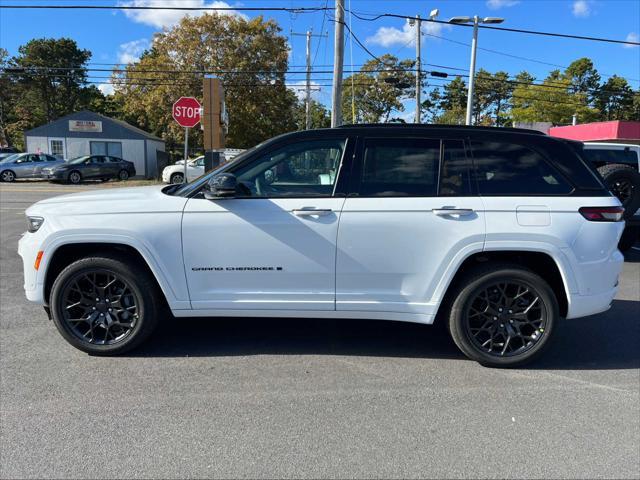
[42,170,68,180]
[17,231,46,305]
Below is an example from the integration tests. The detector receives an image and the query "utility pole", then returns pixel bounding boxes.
[465,16,479,126]
[291,30,328,130]
[331,0,345,127]
[415,15,422,124]
[449,15,504,126]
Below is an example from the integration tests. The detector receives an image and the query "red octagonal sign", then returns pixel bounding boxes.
[172,97,201,128]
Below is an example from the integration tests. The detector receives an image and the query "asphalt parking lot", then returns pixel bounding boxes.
[1,182,639,479]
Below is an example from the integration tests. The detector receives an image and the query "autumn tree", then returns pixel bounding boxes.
[114,13,296,150]
[341,55,415,123]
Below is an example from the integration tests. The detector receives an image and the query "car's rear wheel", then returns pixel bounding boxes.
[447,265,558,367]
[68,171,82,184]
[50,254,161,355]
[118,169,130,181]
[170,172,184,184]
[1,170,16,182]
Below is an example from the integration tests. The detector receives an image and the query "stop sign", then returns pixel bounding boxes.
[172,97,201,128]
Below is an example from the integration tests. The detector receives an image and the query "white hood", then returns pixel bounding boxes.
[26,185,189,217]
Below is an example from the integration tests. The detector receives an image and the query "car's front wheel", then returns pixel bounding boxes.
[118,169,130,181]
[50,254,161,355]
[170,172,184,184]
[1,170,16,182]
[67,171,82,184]
[447,265,558,367]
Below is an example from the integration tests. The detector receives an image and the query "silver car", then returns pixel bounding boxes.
[0,153,67,182]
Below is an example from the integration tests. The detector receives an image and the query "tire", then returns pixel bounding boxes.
[118,169,130,181]
[597,164,640,218]
[67,170,82,184]
[618,226,639,253]
[170,172,184,184]
[447,264,559,368]
[49,254,161,355]
[1,170,16,182]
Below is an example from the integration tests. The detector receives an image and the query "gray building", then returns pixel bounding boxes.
[24,110,165,179]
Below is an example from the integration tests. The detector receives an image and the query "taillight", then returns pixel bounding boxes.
[579,206,625,222]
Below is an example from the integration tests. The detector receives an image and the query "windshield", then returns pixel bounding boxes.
[67,156,90,165]
[169,147,258,197]
[0,154,21,164]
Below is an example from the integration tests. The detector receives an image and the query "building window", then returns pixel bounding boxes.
[50,140,64,159]
[90,141,123,159]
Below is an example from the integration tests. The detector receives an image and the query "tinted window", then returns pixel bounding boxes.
[106,157,121,163]
[90,156,106,164]
[582,148,638,165]
[471,141,572,195]
[232,138,345,198]
[44,155,58,162]
[357,138,440,197]
[440,140,472,196]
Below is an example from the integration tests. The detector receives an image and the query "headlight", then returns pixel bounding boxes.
[27,216,44,233]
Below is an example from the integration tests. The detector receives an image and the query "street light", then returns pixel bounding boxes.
[449,15,504,125]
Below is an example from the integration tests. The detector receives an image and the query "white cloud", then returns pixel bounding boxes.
[117,38,150,64]
[118,0,246,29]
[486,0,519,9]
[289,81,323,102]
[624,32,639,48]
[366,21,447,48]
[98,82,115,96]
[572,0,592,18]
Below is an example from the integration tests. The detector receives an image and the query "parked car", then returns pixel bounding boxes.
[42,155,136,184]
[0,147,20,161]
[19,124,624,367]
[162,156,204,184]
[582,142,640,251]
[0,153,66,182]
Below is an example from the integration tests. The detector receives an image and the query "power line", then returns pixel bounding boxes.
[349,11,640,46]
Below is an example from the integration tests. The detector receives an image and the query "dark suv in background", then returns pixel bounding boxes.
[43,155,137,184]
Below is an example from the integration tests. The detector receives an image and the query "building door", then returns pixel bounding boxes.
[48,138,66,159]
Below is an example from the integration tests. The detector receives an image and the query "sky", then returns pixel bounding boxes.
[1,0,639,120]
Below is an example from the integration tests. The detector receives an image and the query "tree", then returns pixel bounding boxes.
[115,14,296,149]
[293,99,330,130]
[595,76,636,121]
[10,38,98,123]
[565,57,600,103]
[341,54,414,123]
[474,69,514,126]
[435,76,467,124]
[511,70,599,125]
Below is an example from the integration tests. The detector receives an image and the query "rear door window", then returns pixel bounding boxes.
[471,140,572,195]
[356,138,440,197]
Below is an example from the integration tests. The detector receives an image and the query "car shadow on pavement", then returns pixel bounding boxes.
[133,315,464,361]
[131,299,639,370]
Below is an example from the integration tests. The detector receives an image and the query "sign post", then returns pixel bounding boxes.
[172,97,201,183]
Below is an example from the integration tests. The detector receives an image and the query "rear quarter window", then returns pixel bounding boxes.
[471,140,573,195]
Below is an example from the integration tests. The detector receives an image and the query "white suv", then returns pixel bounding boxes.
[18,125,625,367]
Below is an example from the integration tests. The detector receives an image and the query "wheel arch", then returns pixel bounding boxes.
[435,250,571,320]
[42,241,179,310]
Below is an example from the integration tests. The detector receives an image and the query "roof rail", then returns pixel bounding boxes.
[336,123,547,135]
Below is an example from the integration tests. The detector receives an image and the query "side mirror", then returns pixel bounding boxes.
[204,173,238,200]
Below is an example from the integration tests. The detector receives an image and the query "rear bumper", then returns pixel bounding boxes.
[565,249,623,319]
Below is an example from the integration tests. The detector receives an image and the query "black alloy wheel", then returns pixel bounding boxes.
[60,270,139,346]
[50,255,161,355]
[118,169,130,181]
[447,265,558,367]
[463,281,547,358]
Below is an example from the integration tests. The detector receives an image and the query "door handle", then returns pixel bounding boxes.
[432,208,474,216]
[293,208,333,217]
